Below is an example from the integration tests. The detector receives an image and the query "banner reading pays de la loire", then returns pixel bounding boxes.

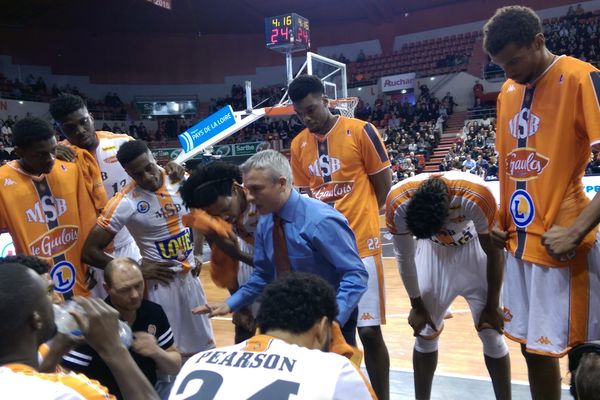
[381,72,416,93]
[178,105,235,153]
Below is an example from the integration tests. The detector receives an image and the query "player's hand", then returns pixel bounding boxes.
[165,161,185,183]
[541,225,578,261]
[131,331,160,357]
[477,306,504,334]
[140,259,177,284]
[71,297,123,355]
[192,302,231,317]
[408,305,437,337]
[490,228,508,250]
[232,308,256,332]
[56,144,76,162]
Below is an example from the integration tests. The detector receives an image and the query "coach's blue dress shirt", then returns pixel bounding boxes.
[226,189,368,325]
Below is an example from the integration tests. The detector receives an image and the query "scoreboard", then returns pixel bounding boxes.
[265,13,310,52]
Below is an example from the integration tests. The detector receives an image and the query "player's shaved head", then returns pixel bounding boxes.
[104,257,141,288]
[0,263,56,351]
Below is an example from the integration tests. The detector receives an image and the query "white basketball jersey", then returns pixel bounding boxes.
[0,368,85,400]
[168,335,372,400]
[94,131,135,249]
[387,171,496,247]
[98,171,195,272]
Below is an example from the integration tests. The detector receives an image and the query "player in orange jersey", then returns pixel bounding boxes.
[0,117,101,298]
[484,6,600,399]
[289,75,392,400]
[0,262,159,400]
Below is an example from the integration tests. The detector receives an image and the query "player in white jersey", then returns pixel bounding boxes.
[385,171,510,400]
[82,140,214,357]
[180,161,259,343]
[0,367,85,400]
[169,273,374,400]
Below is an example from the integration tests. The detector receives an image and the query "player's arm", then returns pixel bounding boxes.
[541,191,600,259]
[312,215,368,326]
[205,230,254,266]
[72,298,159,400]
[360,123,392,209]
[82,225,115,269]
[476,233,504,333]
[368,168,392,209]
[131,333,181,376]
[392,234,437,335]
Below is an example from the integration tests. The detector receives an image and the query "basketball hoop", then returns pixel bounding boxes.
[265,96,359,118]
[329,97,359,118]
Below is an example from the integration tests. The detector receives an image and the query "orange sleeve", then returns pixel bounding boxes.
[578,69,600,146]
[290,135,311,187]
[359,122,391,175]
[56,373,115,400]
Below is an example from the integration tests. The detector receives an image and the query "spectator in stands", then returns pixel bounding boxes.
[357,49,366,63]
[462,154,476,173]
[0,144,10,164]
[439,159,449,172]
[486,156,499,180]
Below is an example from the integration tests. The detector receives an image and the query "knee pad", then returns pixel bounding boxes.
[478,329,509,358]
[415,336,439,353]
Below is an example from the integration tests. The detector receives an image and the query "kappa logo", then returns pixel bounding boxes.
[507,84,516,92]
[50,261,76,294]
[535,336,552,345]
[3,178,15,186]
[510,189,535,228]
[360,312,375,320]
[508,108,540,139]
[307,155,341,177]
[147,324,157,336]
[505,148,549,180]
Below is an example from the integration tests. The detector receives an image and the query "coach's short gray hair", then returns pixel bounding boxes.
[240,150,292,187]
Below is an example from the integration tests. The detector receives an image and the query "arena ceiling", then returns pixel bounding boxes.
[2,0,469,35]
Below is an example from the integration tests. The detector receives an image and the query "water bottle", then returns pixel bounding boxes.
[53,302,133,348]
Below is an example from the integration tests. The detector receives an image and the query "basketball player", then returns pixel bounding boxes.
[288,74,391,400]
[169,273,374,399]
[180,161,259,343]
[81,140,214,358]
[49,94,185,298]
[0,263,159,400]
[0,117,99,298]
[386,171,510,400]
[484,6,600,399]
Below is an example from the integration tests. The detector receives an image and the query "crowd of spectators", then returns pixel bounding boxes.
[440,117,498,180]
[381,86,455,182]
[485,5,599,78]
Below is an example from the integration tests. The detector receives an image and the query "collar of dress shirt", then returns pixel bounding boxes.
[276,188,300,223]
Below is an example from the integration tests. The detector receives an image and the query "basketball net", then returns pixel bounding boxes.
[265,97,359,118]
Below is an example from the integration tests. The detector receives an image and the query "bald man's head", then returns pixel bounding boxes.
[103,258,144,313]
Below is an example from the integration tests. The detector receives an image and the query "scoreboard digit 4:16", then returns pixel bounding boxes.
[265,13,310,52]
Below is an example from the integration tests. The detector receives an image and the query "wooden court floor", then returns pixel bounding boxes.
[199,259,569,386]
[198,215,569,387]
